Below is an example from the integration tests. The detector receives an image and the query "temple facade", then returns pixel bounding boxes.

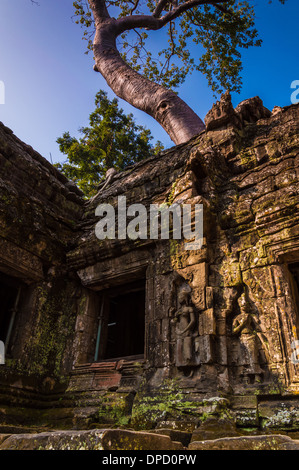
[0,95,299,439]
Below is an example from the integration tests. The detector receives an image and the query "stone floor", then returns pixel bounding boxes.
[1,428,299,450]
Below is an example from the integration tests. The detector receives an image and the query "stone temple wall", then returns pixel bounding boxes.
[0,95,299,438]
[0,121,85,430]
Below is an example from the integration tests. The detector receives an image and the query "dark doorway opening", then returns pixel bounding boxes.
[0,272,22,351]
[95,280,146,361]
[288,262,299,334]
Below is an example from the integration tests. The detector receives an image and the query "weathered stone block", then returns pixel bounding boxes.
[0,428,184,450]
[197,335,214,364]
[198,308,216,335]
[189,434,299,450]
[259,399,299,431]
[205,286,214,308]
[149,428,191,447]
[191,417,238,442]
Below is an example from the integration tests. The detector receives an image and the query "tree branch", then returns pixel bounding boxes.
[115,0,232,36]
[153,0,170,18]
[116,14,161,34]
[160,0,231,25]
[88,0,110,24]
[213,3,234,15]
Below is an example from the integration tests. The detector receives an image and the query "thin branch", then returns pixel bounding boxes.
[213,3,233,15]
[130,0,140,15]
[160,0,231,25]
[119,28,150,64]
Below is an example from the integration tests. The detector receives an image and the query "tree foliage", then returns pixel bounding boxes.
[73,0,287,96]
[55,90,164,198]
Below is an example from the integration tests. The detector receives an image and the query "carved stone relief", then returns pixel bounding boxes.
[168,275,200,369]
[231,291,265,384]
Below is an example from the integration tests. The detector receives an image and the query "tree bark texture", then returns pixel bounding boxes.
[92,18,206,145]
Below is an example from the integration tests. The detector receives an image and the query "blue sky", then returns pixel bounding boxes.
[0,0,298,163]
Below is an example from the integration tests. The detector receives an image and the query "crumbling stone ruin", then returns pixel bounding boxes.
[0,93,299,449]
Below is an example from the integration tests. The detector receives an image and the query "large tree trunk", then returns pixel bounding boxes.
[93,19,205,145]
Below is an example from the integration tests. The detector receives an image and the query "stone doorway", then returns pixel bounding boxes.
[288,262,299,333]
[95,280,146,361]
[0,273,22,353]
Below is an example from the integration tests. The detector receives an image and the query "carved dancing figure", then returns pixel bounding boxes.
[171,285,197,368]
[232,293,263,383]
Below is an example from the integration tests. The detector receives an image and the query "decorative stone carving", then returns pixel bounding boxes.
[234,96,271,124]
[204,92,271,132]
[232,293,263,384]
[170,283,200,368]
[204,91,240,131]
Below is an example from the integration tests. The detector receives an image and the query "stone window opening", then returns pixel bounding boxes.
[288,262,299,334]
[94,279,146,362]
[0,272,23,356]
